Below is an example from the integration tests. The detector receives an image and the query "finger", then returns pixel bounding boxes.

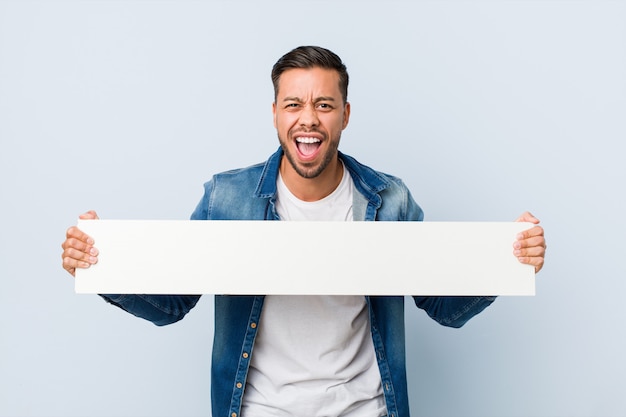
[516,225,545,241]
[61,246,98,277]
[61,240,99,260]
[64,226,95,246]
[61,234,97,268]
[62,246,98,265]
[62,256,76,276]
[61,211,100,277]
[516,255,545,273]
[515,211,540,224]
[61,236,90,253]
[61,236,99,269]
[514,244,545,258]
[514,235,546,250]
[79,210,99,220]
[62,256,95,276]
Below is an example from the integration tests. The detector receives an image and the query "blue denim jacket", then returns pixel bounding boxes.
[102,148,495,417]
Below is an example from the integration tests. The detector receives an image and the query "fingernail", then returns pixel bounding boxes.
[513,241,521,249]
[87,238,94,245]
[89,247,98,256]
[89,256,98,264]
[514,249,521,256]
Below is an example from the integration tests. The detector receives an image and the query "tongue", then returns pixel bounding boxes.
[297,142,320,156]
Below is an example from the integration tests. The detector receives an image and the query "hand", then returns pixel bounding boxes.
[513,211,546,273]
[61,210,99,277]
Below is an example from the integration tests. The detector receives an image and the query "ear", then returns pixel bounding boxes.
[272,101,277,128]
[342,102,351,130]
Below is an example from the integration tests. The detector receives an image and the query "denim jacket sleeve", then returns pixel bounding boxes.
[390,177,497,328]
[96,182,215,326]
[99,294,201,326]
[405,196,496,329]
[412,296,496,328]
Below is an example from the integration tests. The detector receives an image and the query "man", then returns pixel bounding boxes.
[62,46,546,417]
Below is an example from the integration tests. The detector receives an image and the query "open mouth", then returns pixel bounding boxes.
[295,136,322,158]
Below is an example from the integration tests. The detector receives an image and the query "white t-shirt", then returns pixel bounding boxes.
[241,164,387,417]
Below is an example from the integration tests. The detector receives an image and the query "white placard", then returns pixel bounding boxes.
[75,220,535,295]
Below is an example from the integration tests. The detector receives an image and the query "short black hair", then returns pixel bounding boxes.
[271,46,349,104]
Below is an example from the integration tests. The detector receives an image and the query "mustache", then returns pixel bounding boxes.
[289,128,326,137]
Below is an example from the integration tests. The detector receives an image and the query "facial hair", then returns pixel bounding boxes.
[278,129,341,179]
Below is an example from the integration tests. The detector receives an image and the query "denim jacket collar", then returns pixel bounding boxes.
[253,147,392,219]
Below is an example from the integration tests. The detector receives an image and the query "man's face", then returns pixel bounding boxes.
[273,67,350,179]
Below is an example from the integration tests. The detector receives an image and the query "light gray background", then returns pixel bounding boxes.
[1,1,624,416]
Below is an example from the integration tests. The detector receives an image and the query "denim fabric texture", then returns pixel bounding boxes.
[102,148,495,417]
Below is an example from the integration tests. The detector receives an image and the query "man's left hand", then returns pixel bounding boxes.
[514,211,546,273]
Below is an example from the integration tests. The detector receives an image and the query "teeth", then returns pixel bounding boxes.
[296,137,321,144]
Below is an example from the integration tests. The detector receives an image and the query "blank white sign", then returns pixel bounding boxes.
[74,220,535,295]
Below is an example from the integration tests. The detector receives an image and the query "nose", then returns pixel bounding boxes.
[298,103,319,128]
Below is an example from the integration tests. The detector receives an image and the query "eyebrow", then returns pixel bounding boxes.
[282,96,337,103]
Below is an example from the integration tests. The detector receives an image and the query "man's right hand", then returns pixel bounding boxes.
[61,210,100,277]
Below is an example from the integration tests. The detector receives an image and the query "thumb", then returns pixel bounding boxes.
[515,211,539,224]
[79,210,100,220]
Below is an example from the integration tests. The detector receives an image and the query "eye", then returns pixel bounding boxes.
[317,103,333,110]
[285,103,300,109]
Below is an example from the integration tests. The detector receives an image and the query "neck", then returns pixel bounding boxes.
[279,156,343,202]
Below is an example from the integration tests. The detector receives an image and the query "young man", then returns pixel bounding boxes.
[62,46,546,417]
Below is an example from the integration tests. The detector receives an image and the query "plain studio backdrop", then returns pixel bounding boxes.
[1,1,624,416]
